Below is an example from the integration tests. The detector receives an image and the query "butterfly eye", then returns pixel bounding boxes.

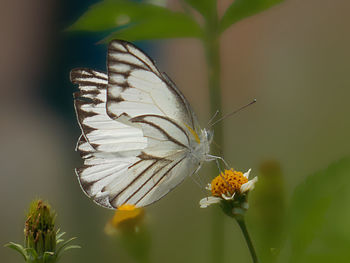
[206,129,214,143]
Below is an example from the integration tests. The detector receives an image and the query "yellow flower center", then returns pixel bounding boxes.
[211,169,248,197]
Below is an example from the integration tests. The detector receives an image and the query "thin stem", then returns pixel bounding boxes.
[235,217,259,263]
[207,36,224,263]
[202,3,224,263]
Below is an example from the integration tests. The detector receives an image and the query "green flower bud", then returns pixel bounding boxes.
[5,199,80,263]
[24,200,56,255]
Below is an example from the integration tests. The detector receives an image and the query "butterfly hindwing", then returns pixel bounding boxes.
[72,69,148,208]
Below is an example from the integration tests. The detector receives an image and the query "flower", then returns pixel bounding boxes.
[199,169,258,208]
[24,200,56,254]
[105,205,151,263]
[5,199,80,262]
[105,204,145,235]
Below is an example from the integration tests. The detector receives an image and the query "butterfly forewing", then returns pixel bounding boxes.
[72,68,147,153]
[106,40,199,133]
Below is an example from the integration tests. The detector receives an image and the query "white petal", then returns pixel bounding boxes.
[199,197,222,208]
[240,176,258,193]
[205,183,212,191]
[243,168,252,179]
[221,192,235,200]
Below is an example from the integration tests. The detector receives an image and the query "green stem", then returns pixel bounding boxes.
[202,4,224,263]
[235,217,259,263]
[207,37,224,263]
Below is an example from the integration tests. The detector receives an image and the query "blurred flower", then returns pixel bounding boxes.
[200,168,258,209]
[105,204,145,235]
[105,205,151,263]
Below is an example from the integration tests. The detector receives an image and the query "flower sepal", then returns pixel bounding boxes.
[219,193,249,220]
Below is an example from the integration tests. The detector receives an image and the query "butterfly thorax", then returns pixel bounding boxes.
[189,128,213,163]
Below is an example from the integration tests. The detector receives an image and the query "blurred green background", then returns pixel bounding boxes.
[1,0,349,262]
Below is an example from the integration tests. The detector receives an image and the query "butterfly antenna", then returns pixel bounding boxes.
[209,99,257,128]
[207,110,220,126]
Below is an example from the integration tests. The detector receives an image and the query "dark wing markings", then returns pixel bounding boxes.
[109,160,156,204]
[108,40,197,130]
[161,72,195,130]
[131,114,190,147]
[109,153,171,205]
[108,58,147,71]
[71,68,108,150]
[117,41,155,73]
[131,120,187,149]
[76,164,116,197]
[71,80,106,88]
[71,67,108,80]
[75,135,93,159]
[135,156,186,205]
[123,160,171,205]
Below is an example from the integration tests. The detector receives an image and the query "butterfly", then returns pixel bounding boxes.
[71,40,216,209]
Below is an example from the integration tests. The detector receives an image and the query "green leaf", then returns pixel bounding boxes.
[183,0,216,19]
[56,229,66,244]
[220,0,284,33]
[61,245,81,252]
[103,16,202,42]
[56,239,64,244]
[4,242,28,260]
[286,157,350,262]
[68,0,202,40]
[56,237,79,257]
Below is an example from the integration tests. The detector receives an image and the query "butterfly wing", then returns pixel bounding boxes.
[72,41,202,208]
[106,40,200,134]
[72,68,148,208]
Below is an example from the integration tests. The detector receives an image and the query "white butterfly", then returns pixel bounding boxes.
[71,40,216,209]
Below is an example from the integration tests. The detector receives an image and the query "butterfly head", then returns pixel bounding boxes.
[203,128,214,145]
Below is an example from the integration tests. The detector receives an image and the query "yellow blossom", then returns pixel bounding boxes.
[105,204,145,235]
[211,169,248,197]
[200,168,257,208]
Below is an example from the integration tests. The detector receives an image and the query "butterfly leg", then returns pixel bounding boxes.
[215,158,223,173]
[206,154,230,168]
[189,164,211,198]
[213,158,235,195]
